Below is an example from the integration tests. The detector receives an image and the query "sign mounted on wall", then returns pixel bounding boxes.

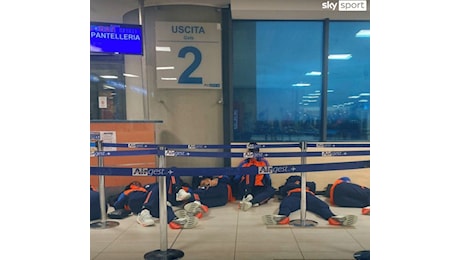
[155,22,222,89]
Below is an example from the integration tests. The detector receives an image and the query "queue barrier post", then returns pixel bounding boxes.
[144,146,185,260]
[90,140,120,229]
[290,141,318,227]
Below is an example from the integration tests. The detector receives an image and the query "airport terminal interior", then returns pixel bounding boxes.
[90,0,371,259]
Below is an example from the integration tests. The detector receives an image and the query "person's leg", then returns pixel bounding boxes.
[306,193,358,226]
[90,189,102,221]
[262,195,299,225]
[251,186,276,205]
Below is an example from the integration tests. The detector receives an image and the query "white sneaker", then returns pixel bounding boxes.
[171,216,199,229]
[176,189,191,201]
[184,201,201,214]
[240,200,252,211]
[137,209,155,227]
[243,194,253,202]
[331,215,358,226]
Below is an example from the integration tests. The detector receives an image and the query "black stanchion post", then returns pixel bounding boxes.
[291,141,318,227]
[144,146,184,260]
[91,140,119,229]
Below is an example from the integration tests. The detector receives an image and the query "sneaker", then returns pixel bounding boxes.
[169,216,198,229]
[174,209,189,218]
[184,201,208,215]
[239,200,252,211]
[361,206,370,215]
[137,209,156,227]
[328,215,358,226]
[262,215,289,225]
[177,207,203,219]
[242,194,253,202]
[176,189,191,201]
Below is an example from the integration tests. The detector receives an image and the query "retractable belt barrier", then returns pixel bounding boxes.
[90,141,370,260]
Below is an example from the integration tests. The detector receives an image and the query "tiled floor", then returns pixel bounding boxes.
[90,196,370,260]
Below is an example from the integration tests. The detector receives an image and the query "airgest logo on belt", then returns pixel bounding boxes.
[132,168,169,176]
[258,166,291,174]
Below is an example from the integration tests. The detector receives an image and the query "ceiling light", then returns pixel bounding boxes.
[103,84,115,89]
[355,29,370,38]
[328,54,352,60]
[292,83,311,87]
[123,73,139,78]
[100,75,118,79]
[156,46,171,52]
[156,66,175,70]
[305,71,321,76]
[161,77,177,81]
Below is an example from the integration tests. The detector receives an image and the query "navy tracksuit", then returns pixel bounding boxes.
[112,177,182,223]
[278,176,335,220]
[189,175,231,207]
[233,157,276,205]
[330,180,370,208]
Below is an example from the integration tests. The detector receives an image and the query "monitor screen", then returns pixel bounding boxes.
[90,22,143,55]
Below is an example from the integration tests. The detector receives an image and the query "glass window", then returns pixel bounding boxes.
[232,21,323,142]
[327,21,370,140]
[90,55,127,120]
[232,20,370,142]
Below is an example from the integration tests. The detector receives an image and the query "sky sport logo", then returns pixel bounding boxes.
[322,0,367,11]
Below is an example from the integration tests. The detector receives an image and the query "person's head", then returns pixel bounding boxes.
[127,181,142,190]
[247,142,260,153]
[199,178,212,188]
[339,176,351,183]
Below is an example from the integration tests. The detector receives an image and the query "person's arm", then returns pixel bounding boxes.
[113,193,128,210]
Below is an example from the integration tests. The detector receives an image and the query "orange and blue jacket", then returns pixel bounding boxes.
[235,158,272,187]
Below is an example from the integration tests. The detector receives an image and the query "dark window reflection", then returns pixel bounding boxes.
[90,55,127,120]
[232,20,369,142]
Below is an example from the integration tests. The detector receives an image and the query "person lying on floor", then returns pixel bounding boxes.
[175,175,234,218]
[263,175,358,226]
[90,185,106,221]
[232,142,276,211]
[111,179,198,229]
[326,176,370,215]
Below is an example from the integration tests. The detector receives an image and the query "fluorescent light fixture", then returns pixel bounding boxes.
[359,93,370,96]
[359,99,369,102]
[348,95,360,99]
[292,83,311,87]
[156,46,171,52]
[161,77,177,81]
[356,29,370,38]
[328,54,352,60]
[123,73,139,78]
[156,66,175,70]
[100,75,118,79]
[305,71,321,76]
[103,84,115,89]
[327,89,334,93]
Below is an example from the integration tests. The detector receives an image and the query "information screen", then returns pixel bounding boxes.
[90,22,143,55]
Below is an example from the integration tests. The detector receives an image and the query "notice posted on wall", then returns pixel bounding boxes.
[90,131,117,156]
[100,131,117,151]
